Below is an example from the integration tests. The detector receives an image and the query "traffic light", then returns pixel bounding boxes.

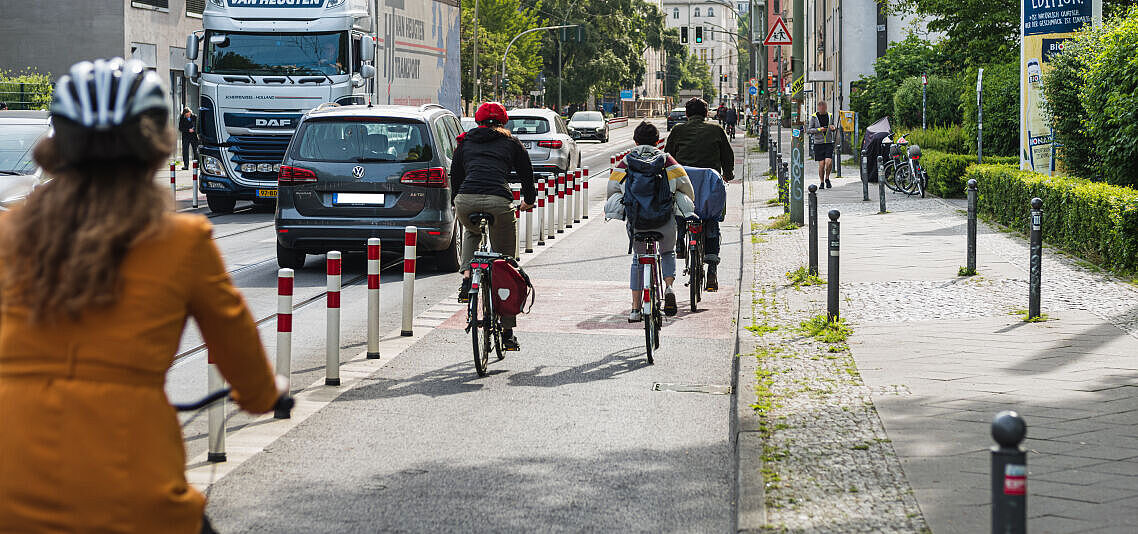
[681,27,688,43]
[695,26,703,43]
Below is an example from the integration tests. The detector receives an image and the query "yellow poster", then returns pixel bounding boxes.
[839,110,855,132]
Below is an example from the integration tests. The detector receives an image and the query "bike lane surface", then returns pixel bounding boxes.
[202,139,747,532]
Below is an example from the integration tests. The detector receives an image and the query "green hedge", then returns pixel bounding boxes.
[967,165,1138,271]
[906,126,970,155]
[922,150,1017,198]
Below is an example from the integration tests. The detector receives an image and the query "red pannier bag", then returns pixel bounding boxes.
[491,258,534,316]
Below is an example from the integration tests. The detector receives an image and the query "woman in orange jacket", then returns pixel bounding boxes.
[0,58,284,533]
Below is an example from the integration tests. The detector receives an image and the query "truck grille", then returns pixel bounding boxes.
[227,135,291,181]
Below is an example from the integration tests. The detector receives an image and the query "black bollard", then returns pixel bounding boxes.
[860,149,870,201]
[1028,198,1043,320]
[876,156,887,213]
[808,184,819,275]
[966,179,978,274]
[991,411,1027,534]
[827,210,840,321]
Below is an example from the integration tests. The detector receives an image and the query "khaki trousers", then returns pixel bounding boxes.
[454,193,518,328]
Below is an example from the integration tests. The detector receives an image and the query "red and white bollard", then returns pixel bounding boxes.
[573,169,583,223]
[400,227,417,336]
[610,154,616,166]
[191,161,199,209]
[512,183,522,254]
[326,251,342,386]
[169,163,177,206]
[207,360,226,462]
[366,238,381,360]
[537,179,546,246]
[556,173,566,234]
[522,184,533,253]
[275,268,293,419]
[565,172,574,229]
[546,177,556,240]
[582,167,590,219]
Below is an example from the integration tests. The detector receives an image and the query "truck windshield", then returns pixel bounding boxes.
[204,31,348,76]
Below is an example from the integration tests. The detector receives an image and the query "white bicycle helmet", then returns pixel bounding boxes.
[51,58,168,130]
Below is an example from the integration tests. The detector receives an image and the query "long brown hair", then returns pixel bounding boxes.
[4,111,174,322]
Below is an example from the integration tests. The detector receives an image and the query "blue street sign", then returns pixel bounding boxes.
[748,86,758,96]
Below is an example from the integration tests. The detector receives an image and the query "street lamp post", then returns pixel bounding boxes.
[502,24,578,102]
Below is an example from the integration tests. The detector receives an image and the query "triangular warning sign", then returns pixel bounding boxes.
[763,17,792,46]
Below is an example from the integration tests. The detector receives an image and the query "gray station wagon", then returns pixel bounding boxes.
[274,103,462,271]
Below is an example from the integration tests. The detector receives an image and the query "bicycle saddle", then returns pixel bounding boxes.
[633,231,664,242]
[468,212,495,226]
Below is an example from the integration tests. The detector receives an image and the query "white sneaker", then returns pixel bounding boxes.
[628,309,643,323]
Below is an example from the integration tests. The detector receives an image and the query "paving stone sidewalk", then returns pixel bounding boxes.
[742,131,1138,533]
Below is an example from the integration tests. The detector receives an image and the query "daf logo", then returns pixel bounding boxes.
[255,118,291,127]
[352,166,365,178]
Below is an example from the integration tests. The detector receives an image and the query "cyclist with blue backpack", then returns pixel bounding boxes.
[606,122,696,322]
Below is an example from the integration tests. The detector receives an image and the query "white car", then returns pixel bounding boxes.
[460,116,477,132]
[506,108,580,176]
[567,111,609,143]
[0,110,51,210]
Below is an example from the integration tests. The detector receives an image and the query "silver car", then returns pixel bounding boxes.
[506,108,579,176]
[568,111,609,143]
[0,110,51,209]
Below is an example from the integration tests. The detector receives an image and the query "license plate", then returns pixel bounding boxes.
[333,193,385,205]
[257,189,277,198]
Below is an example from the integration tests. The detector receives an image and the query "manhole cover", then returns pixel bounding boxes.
[652,383,732,394]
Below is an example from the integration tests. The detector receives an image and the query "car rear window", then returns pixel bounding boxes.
[670,111,686,119]
[0,123,49,174]
[295,119,432,163]
[506,117,550,135]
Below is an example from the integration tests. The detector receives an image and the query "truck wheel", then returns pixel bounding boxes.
[432,225,461,272]
[206,194,236,214]
[277,242,306,270]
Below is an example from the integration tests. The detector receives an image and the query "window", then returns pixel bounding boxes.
[296,119,432,163]
[672,7,679,18]
[433,119,455,160]
[699,48,706,61]
[506,117,551,135]
[205,32,348,76]
[131,0,168,10]
[693,7,700,17]
[187,0,205,16]
[707,7,715,17]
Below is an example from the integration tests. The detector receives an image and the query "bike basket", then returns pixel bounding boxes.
[491,259,534,316]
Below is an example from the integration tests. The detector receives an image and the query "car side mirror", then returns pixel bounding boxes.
[351,74,365,88]
[185,62,200,80]
[360,64,376,79]
[186,34,199,60]
[360,36,375,62]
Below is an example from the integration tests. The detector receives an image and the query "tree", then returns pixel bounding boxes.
[460,0,546,107]
[850,35,941,123]
[1041,24,1103,178]
[889,0,1017,68]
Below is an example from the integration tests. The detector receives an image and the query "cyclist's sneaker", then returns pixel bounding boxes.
[458,277,471,303]
[825,178,833,189]
[664,289,678,316]
[705,267,719,292]
[503,330,520,351]
[628,309,643,323]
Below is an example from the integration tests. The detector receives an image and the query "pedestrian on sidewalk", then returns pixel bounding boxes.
[807,100,837,189]
[178,107,199,170]
[450,101,535,351]
[663,97,733,291]
[0,58,286,534]
[608,121,695,321]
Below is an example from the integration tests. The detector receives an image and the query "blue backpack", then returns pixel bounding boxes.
[622,152,673,230]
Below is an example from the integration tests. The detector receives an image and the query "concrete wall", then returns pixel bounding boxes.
[0,0,125,79]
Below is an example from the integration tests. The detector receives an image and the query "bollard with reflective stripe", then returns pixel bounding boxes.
[877,156,887,214]
[564,172,574,228]
[524,188,534,253]
[275,269,293,419]
[206,362,226,462]
[169,163,177,205]
[325,251,342,386]
[512,183,522,253]
[192,161,200,209]
[827,210,841,322]
[860,150,870,202]
[401,227,417,336]
[537,179,547,246]
[546,177,556,240]
[573,169,583,223]
[367,238,381,359]
[556,173,566,233]
[582,167,590,219]
[966,180,978,275]
[1028,198,1043,320]
[991,411,1028,534]
[808,185,819,276]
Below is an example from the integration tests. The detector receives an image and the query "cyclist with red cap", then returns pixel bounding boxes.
[450,102,535,351]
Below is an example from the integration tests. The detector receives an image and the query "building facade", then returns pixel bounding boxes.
[0,0,206,122]
[663,0,740,106]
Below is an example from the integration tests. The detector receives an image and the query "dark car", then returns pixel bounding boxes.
[666,107,687,131]
[274,104,463,271]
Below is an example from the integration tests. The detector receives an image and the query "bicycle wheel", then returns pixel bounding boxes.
[479,282,495,371]
[643,294,655,365]
[689,240,703,312]
[470,284,489,377]
[897,165,919,196]
[883,161,903,193]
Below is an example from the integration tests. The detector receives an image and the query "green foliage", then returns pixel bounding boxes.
[966,164,1138,272]
[1080,6,1138,188]
[459,0,546,104]
[961,61,1018,157]
[786,266,824,289]
[798,315,852,343]
[1041,25,1101,179]
[906,126,969,154]
[850,35,942,124]
[892,75,961,128]
[0,68,53,110]
[921,149,1016,198]
[890,0,1018,68]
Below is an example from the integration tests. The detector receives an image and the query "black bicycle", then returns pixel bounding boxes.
[464,212,506,377]
[634,231,664,364]
[682,218,705,313]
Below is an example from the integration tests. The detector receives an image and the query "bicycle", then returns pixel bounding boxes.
[464,212,506,377]
[880,134,927,198]
[682,218,705,313]
[725,122,736,138]
[634,231,664,364]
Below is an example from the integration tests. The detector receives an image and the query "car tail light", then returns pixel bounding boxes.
[537,140,563,149]
[400,167,448,187]
[278,165,317,185]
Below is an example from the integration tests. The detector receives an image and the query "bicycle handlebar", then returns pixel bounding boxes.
[172,375,295,418]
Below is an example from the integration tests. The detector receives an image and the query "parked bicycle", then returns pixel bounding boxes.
[634,231,664,364]
[464,212,506,377]
[879,133,927,197]
[682,218,705,312]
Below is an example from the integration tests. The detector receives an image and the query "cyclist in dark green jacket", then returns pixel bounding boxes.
[663,97,734,291]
